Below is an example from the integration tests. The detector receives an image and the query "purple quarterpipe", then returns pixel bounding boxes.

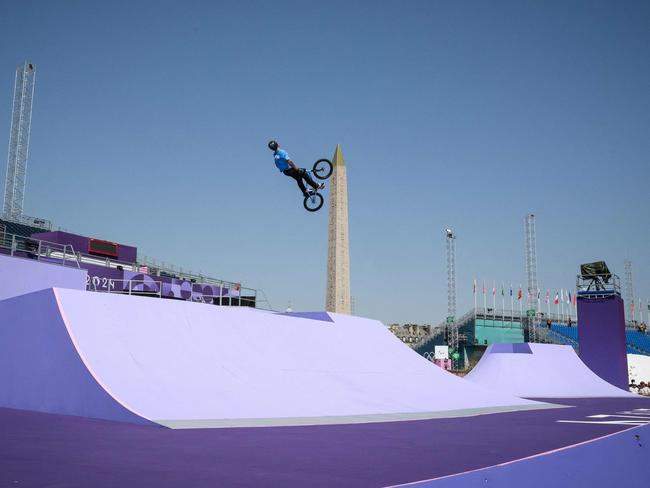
[0,288,553,427]
[465,343,634,398]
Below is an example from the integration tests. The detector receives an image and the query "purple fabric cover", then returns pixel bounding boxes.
[577,295,629,390]
[0,254,87,300]
[274,311,334,322]
[490,343,532,354]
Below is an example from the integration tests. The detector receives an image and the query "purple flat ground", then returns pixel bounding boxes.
[2,397,650,488]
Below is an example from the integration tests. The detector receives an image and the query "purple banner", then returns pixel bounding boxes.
[82,263,235,303]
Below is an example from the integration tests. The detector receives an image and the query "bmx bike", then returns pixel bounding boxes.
[303,158,333,212]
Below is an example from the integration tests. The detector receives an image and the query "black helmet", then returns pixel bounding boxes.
[268,140,279,150]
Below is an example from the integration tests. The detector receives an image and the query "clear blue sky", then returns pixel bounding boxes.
[1,1,649,324]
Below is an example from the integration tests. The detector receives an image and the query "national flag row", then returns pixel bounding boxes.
[472,279,577,305]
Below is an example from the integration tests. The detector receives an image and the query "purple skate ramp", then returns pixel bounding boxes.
[0,288,556,428]
[466,343,634,398]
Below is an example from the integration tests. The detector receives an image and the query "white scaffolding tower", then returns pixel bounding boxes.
[524,214,539,342]
[624,259,634,325]
[446,228,458,368]
[3,62,36,220]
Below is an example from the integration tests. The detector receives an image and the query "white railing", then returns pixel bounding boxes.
[0,232,80,268]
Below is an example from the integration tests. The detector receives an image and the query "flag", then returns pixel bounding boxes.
[545,291,549,303]
[473,279,476,294]
[537,289,541,300]
[482,280,486,295]
[554,292,559,305]
[573,293,577,306]
[510,285,513,297]
[566,291,571,304]
[517,288,522,300]
[492,282,496,296]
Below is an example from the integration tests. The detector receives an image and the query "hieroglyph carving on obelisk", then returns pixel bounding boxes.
[326,144,351,314]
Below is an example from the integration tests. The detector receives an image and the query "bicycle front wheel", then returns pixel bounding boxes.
[303,192,324,212]
[312,159,333,180]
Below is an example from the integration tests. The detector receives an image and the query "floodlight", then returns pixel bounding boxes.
[579,261,612,291]
[580,261,611,283]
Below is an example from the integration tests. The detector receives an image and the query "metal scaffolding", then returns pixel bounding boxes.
[624,259,634,325]
[524,214,539,342]
[3,62,36,220]
[446,228,458,368]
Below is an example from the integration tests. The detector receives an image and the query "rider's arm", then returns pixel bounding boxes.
[287,159,297,170]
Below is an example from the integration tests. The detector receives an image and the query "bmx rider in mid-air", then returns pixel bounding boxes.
[268,140,323,197]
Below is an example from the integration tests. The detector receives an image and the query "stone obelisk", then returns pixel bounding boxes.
[326,144,351,314]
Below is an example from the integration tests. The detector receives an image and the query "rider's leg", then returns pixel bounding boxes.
[299,168,320,190]
[283,168,309,196]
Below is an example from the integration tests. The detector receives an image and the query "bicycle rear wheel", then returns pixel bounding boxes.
[303,192,324,212]
[312,159,333,180]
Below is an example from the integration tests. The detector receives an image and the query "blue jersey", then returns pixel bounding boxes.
[274,149,291,172]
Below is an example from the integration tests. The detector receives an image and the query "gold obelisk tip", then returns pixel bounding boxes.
[332,144,345,167]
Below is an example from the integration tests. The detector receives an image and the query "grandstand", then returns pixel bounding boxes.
[415,307,650,369]
[0,216,268,308]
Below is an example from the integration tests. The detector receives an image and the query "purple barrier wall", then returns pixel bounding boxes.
[0,254,87,301]
[32,230,138,263]
[0,289,151,425]
[403,423,650,488]
[577,295,629,390]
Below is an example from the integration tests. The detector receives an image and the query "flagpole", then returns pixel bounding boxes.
[502,282,505,327]
[510,284,514,327]
[473,278,477,323]
[483,280,486,316]
[492,280,496,324]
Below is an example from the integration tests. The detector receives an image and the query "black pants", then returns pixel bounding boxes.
[283,168,319,195]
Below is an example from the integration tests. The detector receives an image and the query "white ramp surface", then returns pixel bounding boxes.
[466,343,634,398]
[44,289,558,427]
[0,288,554,428]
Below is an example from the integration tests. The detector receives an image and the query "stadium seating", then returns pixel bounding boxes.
[0,218,48,238]
[547,328,578,347]
[625,330,650,355]
[550,323,650,356]
[551,324,579,342]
